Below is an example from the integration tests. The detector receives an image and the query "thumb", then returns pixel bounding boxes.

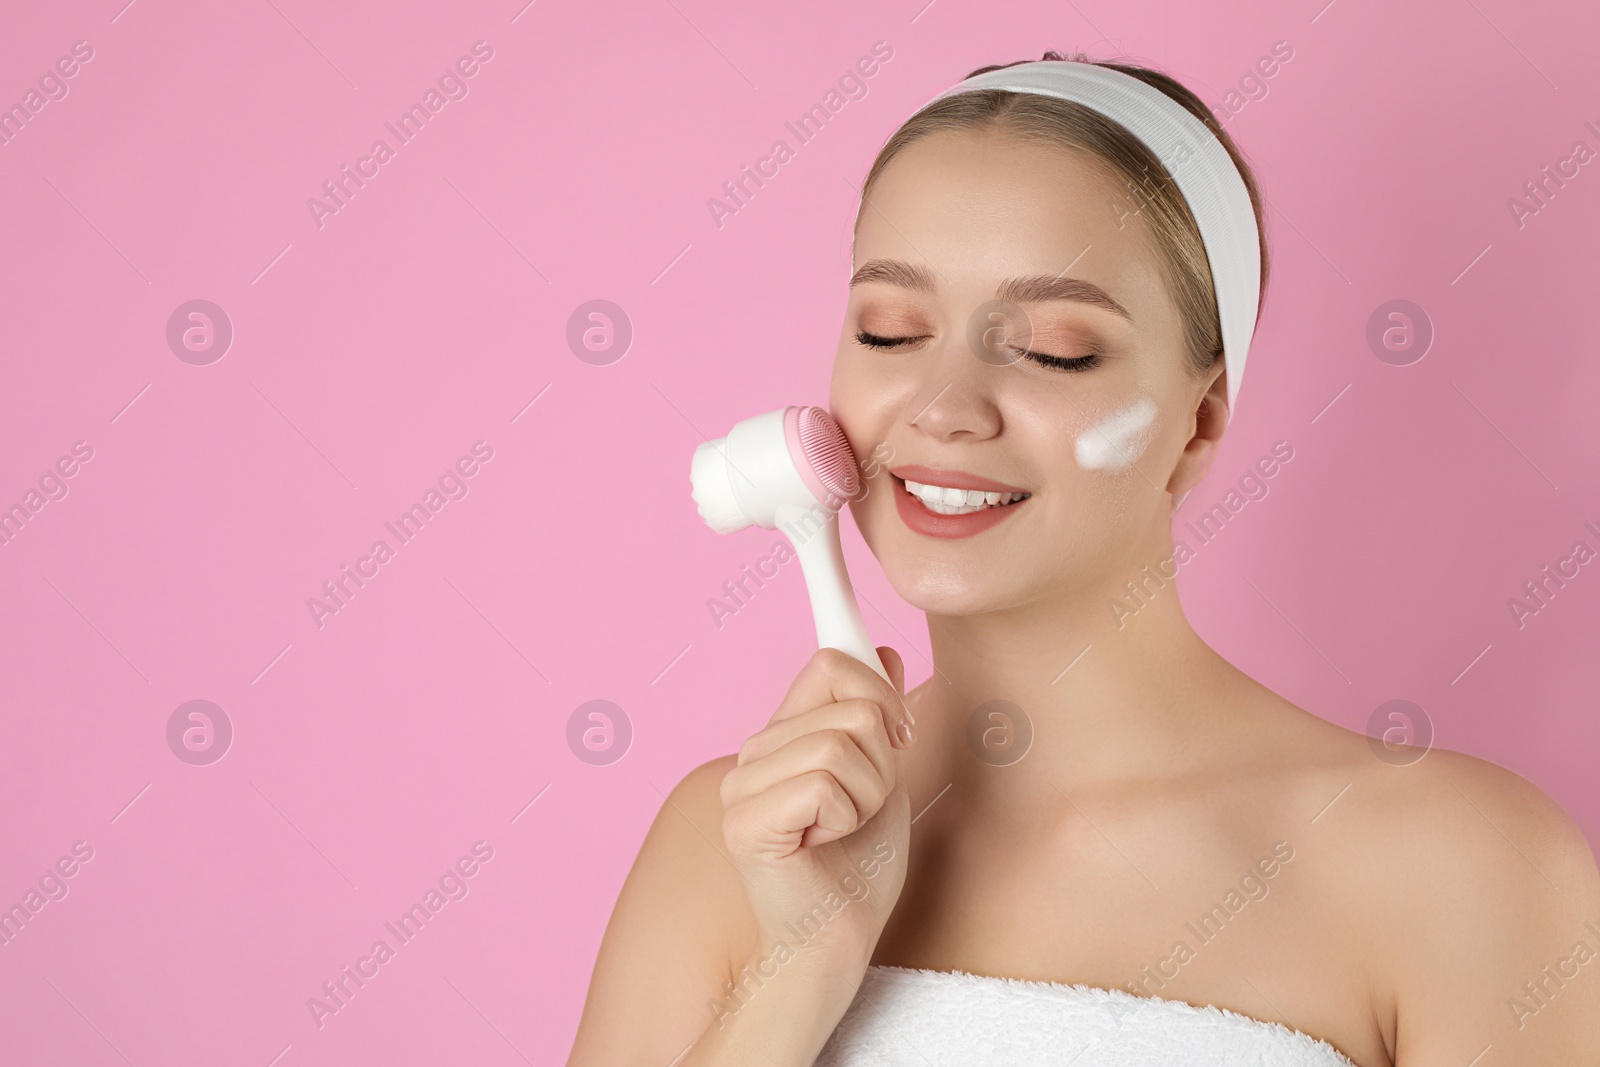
[876,645,906,696]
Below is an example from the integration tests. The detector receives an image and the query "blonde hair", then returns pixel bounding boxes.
[857,51,1271,384]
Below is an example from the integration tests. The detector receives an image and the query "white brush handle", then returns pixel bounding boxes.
[776,502,891,685]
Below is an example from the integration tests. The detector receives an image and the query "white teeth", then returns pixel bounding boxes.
[902,479,1030,516]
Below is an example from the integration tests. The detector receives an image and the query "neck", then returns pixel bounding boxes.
[913,536,1247,798]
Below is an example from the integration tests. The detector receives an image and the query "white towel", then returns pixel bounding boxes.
[812,965,1359,1066]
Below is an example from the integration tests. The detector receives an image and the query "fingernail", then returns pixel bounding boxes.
[896,719,915,746]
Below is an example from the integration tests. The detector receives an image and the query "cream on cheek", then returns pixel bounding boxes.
[1074,396,1159,471]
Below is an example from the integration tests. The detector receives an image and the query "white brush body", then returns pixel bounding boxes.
[775,501,889,684]
[690,407,889,685]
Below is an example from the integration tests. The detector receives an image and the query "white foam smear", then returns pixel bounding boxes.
[1075,397,1159,470]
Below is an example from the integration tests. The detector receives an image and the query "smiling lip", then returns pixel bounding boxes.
[890,470,1031,540]
[888,465,1030,494]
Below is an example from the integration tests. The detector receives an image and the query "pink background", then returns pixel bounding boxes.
[1,0,1597,1063]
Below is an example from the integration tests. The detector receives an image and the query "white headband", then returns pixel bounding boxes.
[914,60,1261,422]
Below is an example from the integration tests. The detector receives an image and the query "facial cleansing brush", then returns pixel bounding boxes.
[690,405,890,684]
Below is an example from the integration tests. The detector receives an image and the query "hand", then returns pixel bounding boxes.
[720,646,914,964]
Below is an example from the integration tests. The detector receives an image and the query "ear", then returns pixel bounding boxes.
[1166,359,1229,501]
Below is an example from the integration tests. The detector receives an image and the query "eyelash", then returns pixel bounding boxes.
[854,330,1103,372]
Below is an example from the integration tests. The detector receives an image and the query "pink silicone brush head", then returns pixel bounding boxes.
[794,405,859,502]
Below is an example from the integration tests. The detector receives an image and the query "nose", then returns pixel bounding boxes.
[903,335,1002,443]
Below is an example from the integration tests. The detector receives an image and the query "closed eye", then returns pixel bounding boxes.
[855,330,924,349]
[1024,350,1102,372]
[854,330,1102,373]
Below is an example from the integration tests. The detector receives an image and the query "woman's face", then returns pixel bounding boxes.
[829,125,1225,616]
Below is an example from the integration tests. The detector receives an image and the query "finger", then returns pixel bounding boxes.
[737,699,896,787]
[771,647,912,747]
[876,646,908,720]
[724,728,889,823]
[724,768,857,857]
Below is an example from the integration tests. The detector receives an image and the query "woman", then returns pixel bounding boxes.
[566,52,1600,1066]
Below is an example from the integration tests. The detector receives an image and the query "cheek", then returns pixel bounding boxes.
[1072,396,1160,472]
[828,358,870,455]
[828,348,870,419]
[830,352,907,446]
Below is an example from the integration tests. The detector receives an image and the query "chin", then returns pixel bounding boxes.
[855,491,1097,623]
[853,506,1025,616]
[886,566,1020,617]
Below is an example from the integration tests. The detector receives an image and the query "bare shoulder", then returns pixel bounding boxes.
[566,754,755,1066]
[1324,736,1598,909]
[655,752,762,956]
[1254,701,1594,887]
[1274,707,1600,1065]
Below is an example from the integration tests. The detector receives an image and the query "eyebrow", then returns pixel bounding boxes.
[848,258,1133,321]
